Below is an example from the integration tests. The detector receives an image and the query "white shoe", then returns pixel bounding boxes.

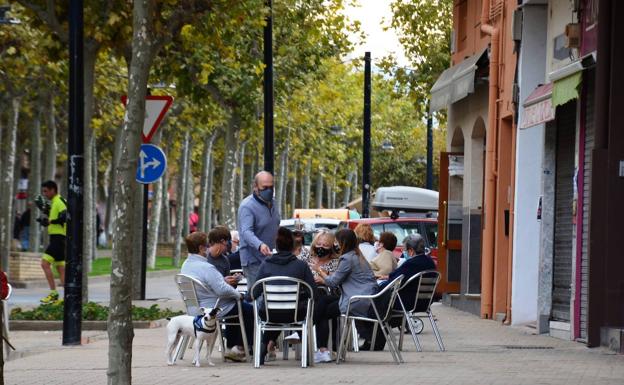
[284,332,301,343]
[314,350,332,363]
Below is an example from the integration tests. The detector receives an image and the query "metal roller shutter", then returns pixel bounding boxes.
[551,102,576,322]
[580,72,594,339]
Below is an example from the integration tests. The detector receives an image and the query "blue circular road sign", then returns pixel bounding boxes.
[136,144,167,184]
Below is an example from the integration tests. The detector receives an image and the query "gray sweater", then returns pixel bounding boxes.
[324,250,379,316]
[180,254,240,317]
[237,194,280,267]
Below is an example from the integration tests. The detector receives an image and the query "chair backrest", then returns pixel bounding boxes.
[399,270,440,314]
[251,276,314,324]
[370,274,404,322]
[230,269,248,294]
[175,274,208,316]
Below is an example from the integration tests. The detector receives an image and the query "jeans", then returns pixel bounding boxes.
[222,301,254,350]
[242,262,261,294]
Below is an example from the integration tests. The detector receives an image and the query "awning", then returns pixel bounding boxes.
[552,72,582,107]
[430,48,488,112]
[520,83,554,129]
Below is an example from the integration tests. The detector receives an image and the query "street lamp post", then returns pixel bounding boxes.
[263,0,274,174]
[362,52,372,218]
[426,102,433,190]
[63,0,84,346]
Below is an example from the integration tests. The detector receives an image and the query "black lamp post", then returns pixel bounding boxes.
[263,0,274,174]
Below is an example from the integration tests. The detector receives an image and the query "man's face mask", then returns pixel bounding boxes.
[257,187,273,202]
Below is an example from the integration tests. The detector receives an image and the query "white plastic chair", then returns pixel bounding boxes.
[250,276,315,368]
[336,275,404,365]
[394,270,445,352]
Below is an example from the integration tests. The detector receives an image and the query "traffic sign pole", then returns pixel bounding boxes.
[140,184,148,300]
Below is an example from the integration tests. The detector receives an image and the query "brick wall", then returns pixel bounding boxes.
[9,252,44,281]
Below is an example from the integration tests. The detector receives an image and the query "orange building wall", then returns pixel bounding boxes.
[451,0,519,320]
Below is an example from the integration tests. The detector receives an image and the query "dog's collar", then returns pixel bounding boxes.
[193,315,217,336]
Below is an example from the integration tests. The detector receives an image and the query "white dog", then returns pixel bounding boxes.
[165,307,220,367]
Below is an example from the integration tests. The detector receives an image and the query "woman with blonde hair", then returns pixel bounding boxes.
[354,223,376,262]
[311,229,378,363]
[299,230,339,276]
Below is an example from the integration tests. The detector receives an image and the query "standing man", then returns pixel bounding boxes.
[39,181,67,304]
[237,171,280,290]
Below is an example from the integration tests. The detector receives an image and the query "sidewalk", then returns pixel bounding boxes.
[5,303,624,385]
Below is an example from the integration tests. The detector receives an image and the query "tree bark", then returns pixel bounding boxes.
[107,0,157,382]
[275,146,288,215]
[0,98,19,272]
[206,148,215,230]
[82,43,98,300]
[303,158,311,209]
[199,132,216,232]
[28,108,42,253]
[342,170,355,207]
[237,140,247,208]
[173,131,189,267]
[146,131,162,269]
[158,171,170,243]
[107,123,125,239]
[290,163,297,216]
[184,143,193,236]
[43,93,57,182]
[315,170,323,209]
[220,115,240,229]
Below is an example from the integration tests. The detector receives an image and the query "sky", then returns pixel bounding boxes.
[344,0,409,67]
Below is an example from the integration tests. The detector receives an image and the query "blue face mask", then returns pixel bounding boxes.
[402,250,411,260]
[258,188,273,202]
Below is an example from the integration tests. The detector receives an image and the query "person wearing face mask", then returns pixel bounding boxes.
[205,225,233,278]
[227,230,242,270]
[299,231,339,277]
[369,231,398,278]
[237,171,281,291]
[360,233,436,351]
[180,229,254,362]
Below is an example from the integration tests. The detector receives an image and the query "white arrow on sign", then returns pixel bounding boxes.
[139,150,162,178]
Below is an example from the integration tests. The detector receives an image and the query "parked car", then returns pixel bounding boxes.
[279,218,341,246]
[337,216,439,264]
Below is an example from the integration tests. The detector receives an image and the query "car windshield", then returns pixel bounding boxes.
[383,222,421,245]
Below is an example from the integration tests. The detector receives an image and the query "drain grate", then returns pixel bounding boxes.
[504,345,554,350]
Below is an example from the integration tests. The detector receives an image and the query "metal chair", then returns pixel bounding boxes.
[336,275,404,365]
[174,274,250,363]
[250,276,315,368]
[393,270,445,352]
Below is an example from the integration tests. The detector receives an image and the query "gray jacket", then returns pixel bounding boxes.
[324,250,379,316]
[180,254,240,317]
[237,194,280,267]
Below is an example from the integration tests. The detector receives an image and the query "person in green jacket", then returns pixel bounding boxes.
[39,180,67,304]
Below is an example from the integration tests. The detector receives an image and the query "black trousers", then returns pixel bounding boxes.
[223,301,254,349]
[313,295,341,350]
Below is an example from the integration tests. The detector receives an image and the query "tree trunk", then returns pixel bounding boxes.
[158,171,170,243]
[342,170,355,207]
[303,158,311,209]
[146,131,162,269]
[199,132,216,232]
[237,140,247,208]
[353,169,359,200]
[206,148,215,230]
[184,144,193,236]
[290,163,297,216]
[275,147,288,215]
[107,0,157,381]
[107,123,125,239]
[173,131,189,267]
[220,115,240,229]
[0,98,19,272]
[82,44,98,300]
[43,94,57,182]
[315,170,323,209]
[28,108,42,253]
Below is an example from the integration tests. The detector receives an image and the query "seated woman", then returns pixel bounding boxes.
[252,227,317,365]
[312,229,378,363]
[354,223,377,261]
[369,231,398,278]
[298,230,340,277]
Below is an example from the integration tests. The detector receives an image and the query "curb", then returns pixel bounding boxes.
[10,269,178,289]
[9,318,168,331]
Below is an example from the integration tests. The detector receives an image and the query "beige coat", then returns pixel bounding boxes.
[369,249,397,277]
